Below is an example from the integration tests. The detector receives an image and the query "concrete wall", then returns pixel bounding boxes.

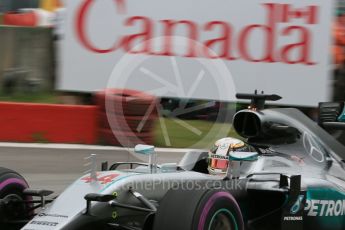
[0,26,54,93]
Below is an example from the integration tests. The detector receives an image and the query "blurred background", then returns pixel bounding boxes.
[0,0,345,149]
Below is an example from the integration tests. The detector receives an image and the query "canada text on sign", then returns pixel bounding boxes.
[59,0,334,106]
[76,1,318,65]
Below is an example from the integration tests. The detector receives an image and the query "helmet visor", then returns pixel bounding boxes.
[209,158,229,173]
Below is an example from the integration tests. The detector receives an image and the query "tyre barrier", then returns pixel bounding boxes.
[95,89,157,115]
[99,112,157,133]
[95,89,158,146]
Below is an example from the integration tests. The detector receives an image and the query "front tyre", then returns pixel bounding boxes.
[153,188,244,230]
[0,167,30,229]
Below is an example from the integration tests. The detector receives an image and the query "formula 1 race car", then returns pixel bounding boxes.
[0,93,345,230]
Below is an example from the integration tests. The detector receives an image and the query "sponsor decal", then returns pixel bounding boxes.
[284,216,303,221]
[302,188,345,229]
[282,190,305,230]
[219,143,229,150]
[30,221,59,227]
[305,199,345,217]
[37,213,68,218]
[210,155,228,160]
[290,195,305,215]
[302,132,325,163]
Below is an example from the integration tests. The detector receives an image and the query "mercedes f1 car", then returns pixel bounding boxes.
[0,93,344,230]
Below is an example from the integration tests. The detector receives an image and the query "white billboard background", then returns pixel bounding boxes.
[59,0,334,106]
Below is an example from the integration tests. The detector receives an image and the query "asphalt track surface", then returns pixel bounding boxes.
[0,143,187,194]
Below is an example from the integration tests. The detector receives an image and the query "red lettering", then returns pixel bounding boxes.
[76,0,122,53]
[280,26,315,65]
[281,4,318,24]
[122,16,153,54]
[238,3,277,63]
[203,21,235,60]
[116,0,126,14]
[158,20,198,57]
[74,1,318,66]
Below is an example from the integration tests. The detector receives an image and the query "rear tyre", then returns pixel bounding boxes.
[153,188,244,230]
[0,167,30,229]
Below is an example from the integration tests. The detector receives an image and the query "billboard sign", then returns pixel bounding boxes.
[59,0,334,106]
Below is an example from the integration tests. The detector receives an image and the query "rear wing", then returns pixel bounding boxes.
[319,102,345,130]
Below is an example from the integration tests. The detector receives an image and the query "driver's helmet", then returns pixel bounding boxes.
[208,137,251,175]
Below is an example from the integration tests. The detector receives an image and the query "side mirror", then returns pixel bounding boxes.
[84,193,115,215]
[134,144,155,155]
[84,193,114,202]
[134,144,157,173]
[24,189,54,197]
[229,151,258,162]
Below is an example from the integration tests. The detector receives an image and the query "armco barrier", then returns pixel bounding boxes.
[0,102,98,144]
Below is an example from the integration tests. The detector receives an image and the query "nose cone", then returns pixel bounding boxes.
[21,171,134,230]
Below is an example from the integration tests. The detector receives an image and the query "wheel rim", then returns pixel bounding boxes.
[2,194,25,220]
[208,209,238,230]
